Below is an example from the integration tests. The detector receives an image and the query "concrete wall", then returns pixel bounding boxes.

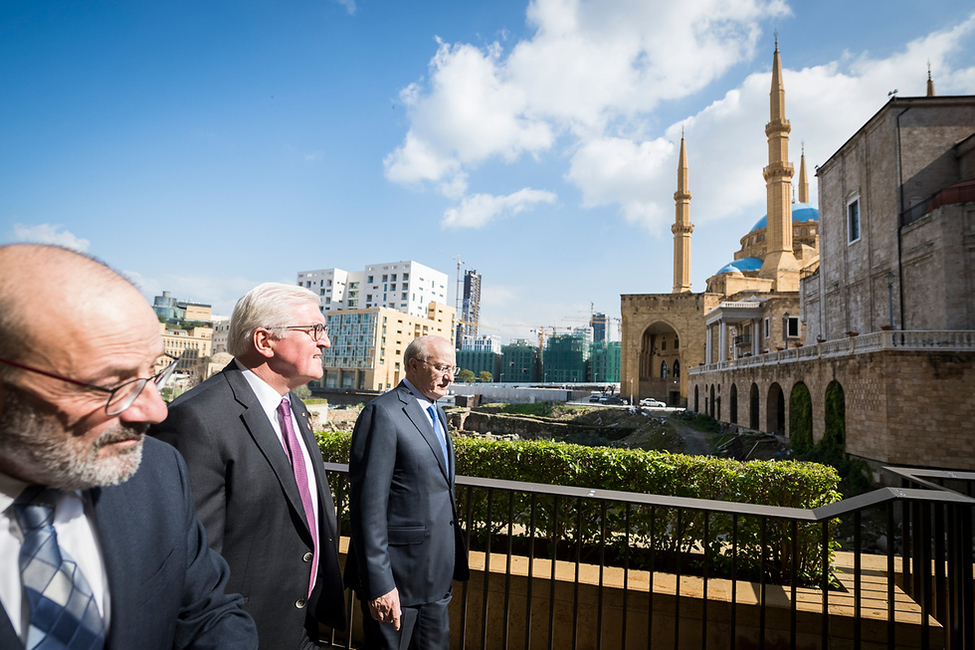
[451,384,590,404]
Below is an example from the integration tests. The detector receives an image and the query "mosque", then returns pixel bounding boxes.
[621,42,817,408]
[622,43,975,472]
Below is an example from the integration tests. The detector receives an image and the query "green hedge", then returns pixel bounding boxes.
[318,432,841,585]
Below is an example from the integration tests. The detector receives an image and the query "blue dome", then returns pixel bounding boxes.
[749,202,819,232]
[715,257,763,275]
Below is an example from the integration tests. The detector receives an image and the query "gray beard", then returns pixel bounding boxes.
[0,384,145,490]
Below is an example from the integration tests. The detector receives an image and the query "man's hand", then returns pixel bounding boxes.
[368,588,401,631]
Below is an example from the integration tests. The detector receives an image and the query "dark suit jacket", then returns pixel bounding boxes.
[0,437,258,650]
[345,382,469,606]
[151,363,346,650]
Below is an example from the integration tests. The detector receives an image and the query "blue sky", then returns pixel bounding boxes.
[3,0,974,343]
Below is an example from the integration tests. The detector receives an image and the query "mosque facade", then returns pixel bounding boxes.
[621,43,818,407]
[622,47,975,471]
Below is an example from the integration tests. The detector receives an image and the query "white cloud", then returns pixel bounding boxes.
[8,224,90,252]
[563,11,975,234]
[333,0,356,16]
[125,271,271,317]
[441,188,557,229]
[385,1,975,239]
[385,0,789,193]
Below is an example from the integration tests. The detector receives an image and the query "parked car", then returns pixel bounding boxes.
[589,393,603,403]
[601,395,629,405]
[640,398,667,408]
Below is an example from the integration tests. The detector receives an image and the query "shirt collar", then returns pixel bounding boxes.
[402,378,434,410]
[236,359,291,420]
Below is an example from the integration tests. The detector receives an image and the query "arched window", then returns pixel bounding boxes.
[673,360,680,378]
[674,336,679,349]
[660,361,668,378]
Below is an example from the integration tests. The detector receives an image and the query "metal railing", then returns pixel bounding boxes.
[321,464,975,650]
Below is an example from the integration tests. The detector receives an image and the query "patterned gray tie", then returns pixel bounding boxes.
[13,486,105,650]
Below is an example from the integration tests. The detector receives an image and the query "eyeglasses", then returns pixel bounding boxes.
[0,355,181,416]
[417,359,460,375]
[264,323,329,341]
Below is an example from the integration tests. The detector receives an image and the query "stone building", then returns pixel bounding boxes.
[689,81,975,471]
[621,44,819,407]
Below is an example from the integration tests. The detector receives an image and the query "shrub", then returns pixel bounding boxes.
[317,432,841,585]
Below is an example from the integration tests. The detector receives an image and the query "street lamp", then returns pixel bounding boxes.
[886,271,895,330]
[783,311,790,349]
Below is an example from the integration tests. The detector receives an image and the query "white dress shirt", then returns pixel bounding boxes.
[402,379,449,453]
[237,361,320,588]
[0,471,111,641]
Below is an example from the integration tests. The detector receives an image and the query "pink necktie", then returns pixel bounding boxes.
[279,397,318,597]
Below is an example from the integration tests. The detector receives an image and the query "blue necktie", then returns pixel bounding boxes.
[427,405,449,466]
[13,486,105,650]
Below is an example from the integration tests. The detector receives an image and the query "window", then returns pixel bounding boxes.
[674,336,679,349]
[391,274,397,281]
[673,360,680,378]
[661,339,666,351]
[764,318,770,340]
[367,275,373,283]
[787,317,800,338]
[847,197,861,243]
[382,274,388,281]
[402,273,409,280]
[660,361,668,378]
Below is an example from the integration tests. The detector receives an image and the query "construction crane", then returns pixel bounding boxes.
[435,249,465,317]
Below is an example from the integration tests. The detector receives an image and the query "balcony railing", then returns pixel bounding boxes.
[320,463,975,650]
[691,330,975,375]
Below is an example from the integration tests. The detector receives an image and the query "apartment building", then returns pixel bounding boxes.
[297,260,449,320]
[319,301,456,391]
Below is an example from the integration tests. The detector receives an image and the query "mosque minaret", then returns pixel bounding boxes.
[759,38,801,289]
[671,133,694,293]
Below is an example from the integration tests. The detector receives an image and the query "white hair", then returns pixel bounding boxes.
[227,283,320,357]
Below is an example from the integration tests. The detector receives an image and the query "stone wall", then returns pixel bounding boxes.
[690,347,975,470]
[621,292,720,405]
[447,410,629,441]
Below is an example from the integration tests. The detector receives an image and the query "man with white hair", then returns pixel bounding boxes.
[0,244,257,649]
[152,282,345,650]
[346,335,469,650]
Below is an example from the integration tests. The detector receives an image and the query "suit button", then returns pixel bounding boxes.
[303,552,314,563]
[295,599,306,609]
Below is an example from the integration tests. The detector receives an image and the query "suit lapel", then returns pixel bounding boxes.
[224,369,311,536]
[398,385,450,483]
[88,485,136,648]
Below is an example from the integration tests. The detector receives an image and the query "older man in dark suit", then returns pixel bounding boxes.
[0,244,257,649]
[346,335,470,650]
[152,283,345,649]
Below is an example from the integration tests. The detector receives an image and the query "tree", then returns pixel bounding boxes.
[294,384,312,399]
[457,369,476,383]
[478,371,493,383]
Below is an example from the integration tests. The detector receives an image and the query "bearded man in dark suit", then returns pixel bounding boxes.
[0,244,257,649]
[152,282,345,649]
[346,335,469,650]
